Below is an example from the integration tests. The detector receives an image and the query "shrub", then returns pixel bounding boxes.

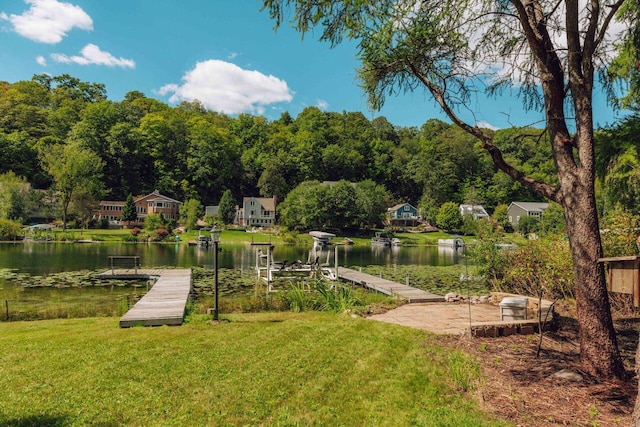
[152,228,170,241]
[489,240,574,300]
[130,228,141,236]
[0,218,22,240]
[436,202,463,233]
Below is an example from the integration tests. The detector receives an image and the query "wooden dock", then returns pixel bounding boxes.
[98,268,192,328]
[336,267,444,303]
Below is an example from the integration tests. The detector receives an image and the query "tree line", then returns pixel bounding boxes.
[0,73,638,229]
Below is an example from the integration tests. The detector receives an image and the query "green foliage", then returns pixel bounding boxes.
[280,179,390,231]
[0,218,22,240]
[218,189,236,224]
[121,194,137,223]
[538,202,566,236]
[179,198,203,231]
[0,171,29,221]
[143,213,164,232]
[601,205,640,257]
[517,215,540,236]
[436,202,463,233]
[492,204,511,232]
[39,141,104,230]
[489,240,574,300]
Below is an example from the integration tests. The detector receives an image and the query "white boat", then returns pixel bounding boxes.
[437,238,464,249]
[371,232,392,246]
[391,238,401,246]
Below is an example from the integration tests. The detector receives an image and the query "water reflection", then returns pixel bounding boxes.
[0,241,463,275]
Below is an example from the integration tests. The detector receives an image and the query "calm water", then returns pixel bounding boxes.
[0,242,464,314]
[0,241,463,275]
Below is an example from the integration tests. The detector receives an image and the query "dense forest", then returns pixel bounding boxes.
[0,74,637,226]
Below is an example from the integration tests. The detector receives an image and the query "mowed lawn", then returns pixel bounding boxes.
[0,313,507,426]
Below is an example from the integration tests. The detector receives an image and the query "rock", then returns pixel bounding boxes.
[551,369,583,382]
[479,295,489,303]
[445,292,459,302]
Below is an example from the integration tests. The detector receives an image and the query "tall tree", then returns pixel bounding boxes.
[39,142,103,231]
[263,0,629,378]
[121,194,137,225]
[218,189,237,225]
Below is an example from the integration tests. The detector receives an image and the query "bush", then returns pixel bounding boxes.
[0,218,22,240]
[130,228,141,236]
[517,215,540,235]
[488,240,574,300]
[436,202,463,233]
[152,228,170,241]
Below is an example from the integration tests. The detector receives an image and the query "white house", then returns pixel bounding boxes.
[237,196,276,227]
[459,204,489,220]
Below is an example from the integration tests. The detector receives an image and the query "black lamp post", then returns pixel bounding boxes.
[211,226,221,322]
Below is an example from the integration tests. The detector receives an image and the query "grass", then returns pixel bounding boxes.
[0,314,508,426]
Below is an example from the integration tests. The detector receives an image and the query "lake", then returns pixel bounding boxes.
[0,241,465,319]
[0,241,464,275]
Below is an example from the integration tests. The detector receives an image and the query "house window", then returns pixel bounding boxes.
[156,202,164,208]
[509,216,512,222]
[516,216,520,222]
[404,205,410,211]
[529,211,541,219]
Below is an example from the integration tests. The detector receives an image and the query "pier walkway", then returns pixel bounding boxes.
[98,268,192,327]
[336,267,444,303]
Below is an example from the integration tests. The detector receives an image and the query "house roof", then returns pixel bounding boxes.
[460,204,488,215]
[509,202,549,213]
[388,203,416,212]
[135,190,182,204]
[244,197,276,211]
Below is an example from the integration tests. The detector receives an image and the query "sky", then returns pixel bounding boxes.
[0,0,630,130]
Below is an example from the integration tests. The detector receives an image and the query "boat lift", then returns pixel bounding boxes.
[255,242,339,293]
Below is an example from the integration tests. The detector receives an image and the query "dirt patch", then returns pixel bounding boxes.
[445,315,638,426]
[368,300,638,424]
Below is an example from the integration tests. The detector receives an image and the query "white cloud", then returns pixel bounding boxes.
[158,59,294,115]
[36,55,47,66]
[227,52,239,60]
[51,44,135,68]
[316,99,329,110]
[476,121,499,131]
[2,0,92,44]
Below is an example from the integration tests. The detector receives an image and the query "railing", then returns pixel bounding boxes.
[108,256,141,274]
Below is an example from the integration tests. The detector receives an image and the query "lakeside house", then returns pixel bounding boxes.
[98,190,182,226]
[236,196,276,227]
[459,204,489,220]
[387,203,419,227]
[507,201,549,226]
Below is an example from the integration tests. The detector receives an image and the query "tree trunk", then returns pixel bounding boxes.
[633,337,640,426]
[562,180,626,378]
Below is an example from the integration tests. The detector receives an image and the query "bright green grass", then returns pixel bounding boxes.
[0,314,509,427]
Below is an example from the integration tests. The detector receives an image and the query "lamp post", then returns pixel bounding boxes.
[211,226,221,322]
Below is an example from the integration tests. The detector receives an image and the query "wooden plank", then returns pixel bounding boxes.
[110,269,192,328]
[336,267,444,303]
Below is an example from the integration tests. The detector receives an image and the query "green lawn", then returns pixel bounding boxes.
[0,313,508,426]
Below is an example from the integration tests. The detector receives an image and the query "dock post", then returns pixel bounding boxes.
[334,246,339,280]
[406,274,409,286]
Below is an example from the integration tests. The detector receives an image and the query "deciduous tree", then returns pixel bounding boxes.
[39,141,103,231]
[263,0,630,378]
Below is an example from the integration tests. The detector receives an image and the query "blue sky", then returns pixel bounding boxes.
[0,0,628,129]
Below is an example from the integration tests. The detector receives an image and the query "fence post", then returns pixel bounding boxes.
[5,300,8,321]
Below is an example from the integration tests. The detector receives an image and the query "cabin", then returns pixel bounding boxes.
[237,196,277,228]
[507,202,549,226]
[459,204,489,220]
[98,190,182,225]
[387,203,419,226]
